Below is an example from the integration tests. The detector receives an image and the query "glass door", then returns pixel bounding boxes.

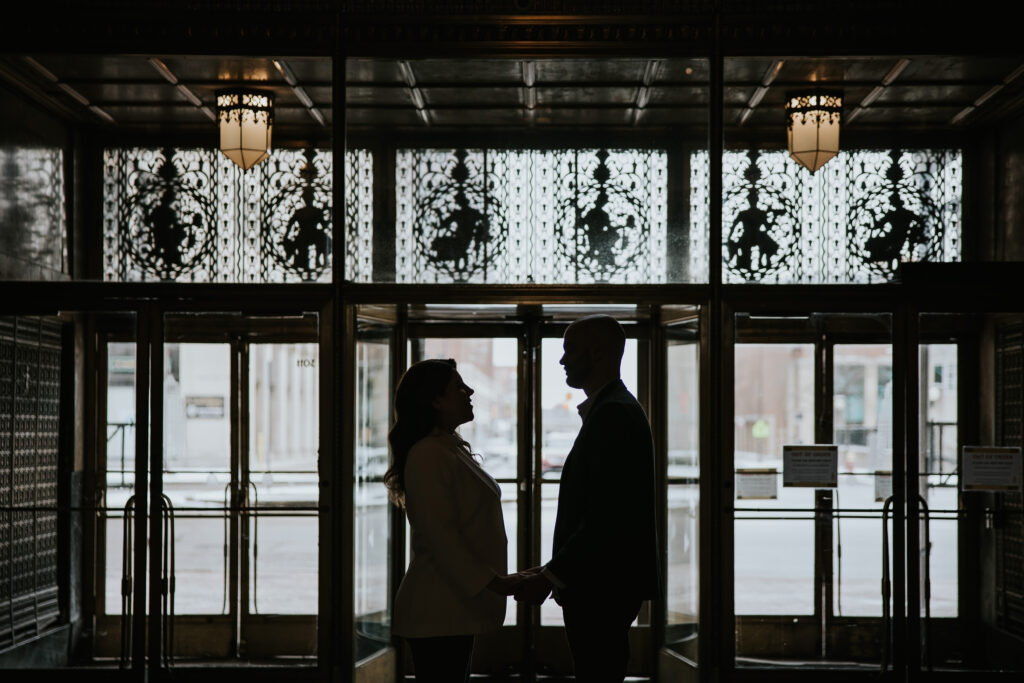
[354,310,396,665]
[242,339,319,657]
[732,313,893,669]
[93,314,320,662]
[661,309,702,672]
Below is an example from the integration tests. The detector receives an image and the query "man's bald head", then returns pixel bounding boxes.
[559,315,626,395]
[566,314,626,364]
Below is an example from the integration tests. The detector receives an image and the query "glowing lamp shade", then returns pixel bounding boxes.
[785,91,842,173]
[217,89,274,171]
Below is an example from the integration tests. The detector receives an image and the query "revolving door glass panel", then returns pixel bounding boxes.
[242,341,319,658]
[734,315,893,668]
[355,322,393,661]
[413,336,519,627]
[538,336,640,627]
[664,316,701,662]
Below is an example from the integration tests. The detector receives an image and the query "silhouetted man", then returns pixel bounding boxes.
[515,314,659,681]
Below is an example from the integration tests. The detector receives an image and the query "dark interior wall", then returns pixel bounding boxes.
[0,81,70,281]
[990,113,1024,262]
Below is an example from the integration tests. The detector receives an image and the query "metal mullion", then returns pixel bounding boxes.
[713,298,732,671]
[814,330,834,637]
[524,308,539,672]
[405,322,524,339]
[338,303,358,673]
[0,282,333,317]
[388,304,407,666]
[131,309,149,672]
[147,306,164,671]
[650,305,667,662]
[330,17,346,670]
[904,305,923,679]
[83,319,100,628]
[342,283,712,308]
[635,306,654,638]
[709,24,725,674]
[891,303,909,676]
[957,330,982,666]
[316,299,336,675]
[232,338,244,654]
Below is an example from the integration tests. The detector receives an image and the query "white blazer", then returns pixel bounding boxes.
[392,429,508,637]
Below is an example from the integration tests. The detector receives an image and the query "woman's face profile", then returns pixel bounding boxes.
[433,370,475,430]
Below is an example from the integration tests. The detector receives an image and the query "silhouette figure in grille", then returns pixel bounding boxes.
[143,158,200,276]
[430,150,489,279]
[726,185,783,275]
[864,157,926,269]
[282,163,330,277]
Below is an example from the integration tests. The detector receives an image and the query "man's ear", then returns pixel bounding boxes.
[430,395,443,410]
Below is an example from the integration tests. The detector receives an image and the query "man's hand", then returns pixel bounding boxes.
[487,572,528,596]
[513,572,553,605]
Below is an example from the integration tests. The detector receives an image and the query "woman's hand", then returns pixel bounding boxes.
[487,572,528,596]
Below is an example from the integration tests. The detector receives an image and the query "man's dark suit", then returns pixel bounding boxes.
[546,379,659,680]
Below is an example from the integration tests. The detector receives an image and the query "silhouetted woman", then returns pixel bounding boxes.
[385,358,520,682]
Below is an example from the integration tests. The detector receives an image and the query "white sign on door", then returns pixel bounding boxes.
[874,470,893,502]
[736,468,778,500]
[962,446,1023,492]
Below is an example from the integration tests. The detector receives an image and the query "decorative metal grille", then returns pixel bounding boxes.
[103,147,361,283]
[690,148,962,283]
[0,146,66,278]
[0,317,62,649]
[345,149,374,283]
[395,148,668,284]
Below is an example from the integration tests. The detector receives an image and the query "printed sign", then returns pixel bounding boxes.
[736,468,778,500]
[782,445,838,488]
[962,446,1022,492]
[874,470,893,502]
[185,395,225,419]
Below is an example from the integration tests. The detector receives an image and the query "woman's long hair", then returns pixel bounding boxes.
[384,358,457,507]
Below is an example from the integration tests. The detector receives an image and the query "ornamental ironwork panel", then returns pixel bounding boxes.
[691,148,961,284]
[345,149,375,283]
[0,145,66,279]
[395,148,668,284]
[103,147,362,283]
[0,317,62,649]
[995,321,1024,639]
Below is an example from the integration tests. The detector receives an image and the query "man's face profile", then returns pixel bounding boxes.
[559,325,592,389]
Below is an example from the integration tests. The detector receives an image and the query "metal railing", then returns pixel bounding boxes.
[120,494,175,669]
[881,494,932,673]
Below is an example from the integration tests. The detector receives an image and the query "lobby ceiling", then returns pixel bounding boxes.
[2,54,1023,141]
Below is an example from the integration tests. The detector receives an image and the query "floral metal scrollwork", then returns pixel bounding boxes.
[412,148,496,282]
[396,148,666,284]
[723,150,799,280]
[104,147,349,283]
[566,149,651,283]
[848,149,946,280]
[711,148,960,283]
[121,148,216,281]
[260,148,333,281]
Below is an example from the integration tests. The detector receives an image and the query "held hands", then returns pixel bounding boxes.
[512,566,553,605]
[486,572,530,596]
[487,566,553,605]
